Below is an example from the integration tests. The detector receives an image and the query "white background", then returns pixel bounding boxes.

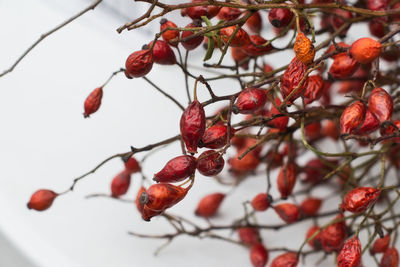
[0,1,396,267]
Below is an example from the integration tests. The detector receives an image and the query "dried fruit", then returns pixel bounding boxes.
[250,243,269,267]
[233,88,267,114]
[154,155,197,183]
[302,158,334,183]
[268,97,289,131]
[303,75,324,104]
[220,26,250,47]
[195,193,225,217]
[277,163,296,199]
[337,236,362,267]
[251,193,272,211]
[228,151,260,173]
[367,0,389,11]
[330,9,353,36]
[180,100,206,154]
[181,21,204,51]
[300,197,322,216]
[294,32,315,65]
[231,47,250,70]
[380,247,399,267]
[322,120,340,140]
[160,19,179,46]
[274,203,300,223]
[356,109,380,134]
[270,252,298,267]
[125,49,153,78]
[246,12,262,33]
[27,189,58,211]
[329,54,359,78]
[217,7,242,21]
[268,8,293,28]
[350,38,382,64]
[84,87,103,118]
[238,227,260,245]
[341,187,381,213]
[280,57,308,103]
[368,87,393,123]
[320,214,347,252]
[135,186,146,213]
[370,235,390,254]
[196,150,225,176]
[369,18,387,38]
[111,170,131,197]
[340,101,366,134]
[241,35,273,57]
[305,121,322,141]
[148,40,176,65]
[380,120,400,142]
[306,225,323,250]
[124,157,141,174]
[183,0,219,19]
[200,125,235,149]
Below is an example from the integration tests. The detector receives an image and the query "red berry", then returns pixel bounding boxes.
[135,186,146,213]
[322,120,340,140]
[305,121,322,141]
[84,87,103,118]
[245,12,262,33]
[370,235,390,254]
[217,7,242,21]
[195,193,225,217]
[329,54,359,78]
[154,155,197,183]
[341,187,381,213]
[241,35,273,57]
[330,9,353,36]
[268,8,293,28]
[251,193,271,211]
[340,101,366,134]
[303,75,324,104]
[380,247,399,267]
[233,88,267,114]
[196,150,225,176]
[183,0,219,19]
[280,57,308,103]
[274,203,300,223]
[111,170,131,197]
[27,189,58,211]
[220,26,250,47]
[350,38,382,64]
[125,49,153,78]
[356,109,380,134]
[148,40,176,65]
[277,163,297,199]
[200,125,235,149]
[368,87,393,123]
[181,21,204,51]
[270,252,298,267]
[337,236,362,267]
[300,197,322,216]
[238,227,260,245]
[320,214,347,252]
[180,100,206,154]
[306,225,323,250]
[124,157,141,174]
[268,97,289,131]
[250,243,269,267]
[160,19,179,47]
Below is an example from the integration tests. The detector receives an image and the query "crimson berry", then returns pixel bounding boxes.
[370,235,390,254]
[341,187,381,213]
[322,120,340,140]
[219,26,250,47]
[368,87,393,123]
[277,163,297,199]
[274,203,300,224]
[268,8,293,28]
[245,11,262,33]
[340,101,366,134]
[270,252,299,267]
[111,170,131,197]
[241,35,273,57]
[280,57,308,103]
[124,157,141,174]
[160,19,179,46]
[329,54,359,78]
[356,109,380,134]
[154,155,197,183]
[180,100,206,154]
[268,97,289,131]
[251,193,272,211]
[195,193,225,217]
[380,247,399,267]
[350,37,382,64]
[233,88,267,114]
[196,150,225,176]
[135,186,146,213]
[125,49,153,78]
[300,197,322,216]
[306,225,323,250]
[250,243,269,267]
[27,189,58,211]
[330,9,353,36]
[337,236,362,267]
[217,7,242,21]
[83,87,103,118]
[238,227,260,245]
[320,214,347,252]
[303,75,324,104]
[181,21,204,51]
[183,0,219,20]
[200,125,235,149]
[147,40,176,65]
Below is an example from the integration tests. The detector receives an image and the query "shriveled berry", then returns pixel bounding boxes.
[268,8,293,28]
[251,193,271,211]
[350,38,382,64]
[154,155,197,183]
[329,54,359,78]
[330,9,353,36]
[200,125,235,149]
[368,87,393,123]
[84,87,103,118]
[270,252,298,267]
[217,7,242,21]
[341,187,381,213]
[160,19,179,46]
[306,225,323,250]
[184,0,219,19]
[231,47,250,70]
[268,97,289,131]
[195,193,225,217]
[369,18,387,38]
[370,235,390,254]
[277,163,297,199]
[111,170,131,197]
[250,243,269,267]
[320,214,347,252]
[228,151,260,173]
[322,120,340,140]
[125,49,153,78]
[305,121,322,141]
[280,57,308,103]
[300,197,322,216]
[274,203,300,223]
[233,88,267,114]
[196,150,225,176]
[246,11,262,33]
[220,26,250,47]
[380,247,399,267]
[294,32,315,65]
[238,227,260,245]
[181,21,204,51]
[124,157,141,174]
[180,100,206,154]
[356,109,380,134]
[241,35,273,57]
[148,40,176,65]
[337,236,362,267]
[367,0,389,11]
[27,189,58,211]
[303,75,324,104]
[340,101,366,134]
[380,120,400,142]
[135,186,146,213]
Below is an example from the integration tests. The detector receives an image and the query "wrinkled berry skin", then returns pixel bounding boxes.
[160,19,179,47]
[181,21,204,51]
[154,155,197,183]
[27,189,58,211]
[180,100,206,154]
[135,186,146,213]
[111,170,131,197]
[140,183,188,221]
[196,150,225,176]
[277,163,296,199]
[125,49,153,78]
[280,57,308,103]
[306,226,323,250]
[337,236,362,267]
[270,252,299,267]
[380,247,399,267]
[370,235,390,254]
[246,12,262,33]
[148,40,176,65]
[321,214,347,252]
[250,243,269,267]
[268,97,289,131]
[195,193,225,217]
[200,125,235,149]
[294,32,315,65]
[268,8,293,28]
[84,87,103,118]
[380,120,400,142]
[251,193,271,211]
[274,203,300,224]
[303,75,324,104]
[238,227,260,245]
[356,109,380,134]
[367,0,389,11]
[233,88,267,114]
[368,87,393,123]
[241,35,273,57]
[341,187,381,213]
[340,101,366,134]
[124,157,141,174]
[220,26,250,47]
[217,7,242,21]
[350,38,382,64]
[231,47,250,70]
[300,197,322,216]
[184,0,219,20]
[329,54,359,78]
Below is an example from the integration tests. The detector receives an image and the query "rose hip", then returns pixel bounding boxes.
[300,197,322,216]
[27,189,58,211]
[356,109,380,134]
[250,243,269,267]
[217,7,242,21]
[270,252,298,267]
[274,203,300,223]
[268,8,293,28]
[154,155,197,183]
[341,187,381,213]
[220,26,250,47]
[135,186,146,213]
[337,236,362,267]
[322,120,340,140]
[111,170,131,197]
[241,35,273,57]
[340,101,366,134]
[200,125,235,149]
[180,100,206,154]
[233,88,267,114]
[329,54,359,78]
[160,19,179,46]
[380,247,399,267]
[245,11,262,33]
[251,193,272,211]
[148,40,176,65]
[368,87,393,123]
[238,227,260,245]
[124,157,141,174]
[370,234,390,254]
[196,150,225,176]
[84,87,103,118]
[303,75,324,104]
[195,193,225,217]
[350,38,382,64]
[306,225,323,250]
[277,163,296,199]
[125,49,153,78]
[320,214,347,252]
[181,21,204,51]
[280,57,308,103]
[294,32,315,65]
